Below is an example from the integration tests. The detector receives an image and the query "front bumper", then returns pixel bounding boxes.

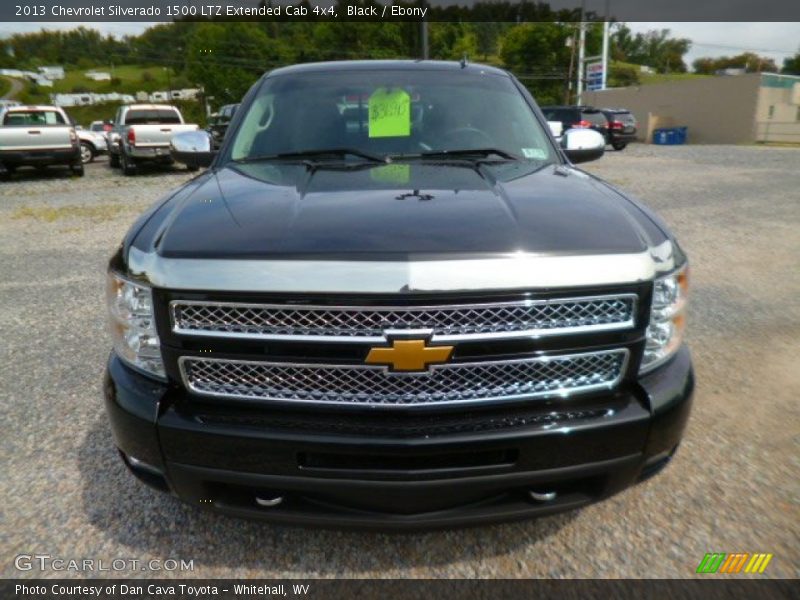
[103,345,693,530]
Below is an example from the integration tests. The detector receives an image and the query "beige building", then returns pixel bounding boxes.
[584,73,800,144]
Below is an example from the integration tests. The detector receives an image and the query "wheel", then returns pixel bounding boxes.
[79,142,95,164]
[187,164,199,172]
[612,141,628,151]
[71,163,85,177]
[109,152,120,168]
[120,150,137,176]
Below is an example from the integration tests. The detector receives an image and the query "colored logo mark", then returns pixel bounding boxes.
[696,553,773,574]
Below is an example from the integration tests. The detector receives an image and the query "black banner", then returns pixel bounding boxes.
[2,0,799,22]
[2,579,799,600]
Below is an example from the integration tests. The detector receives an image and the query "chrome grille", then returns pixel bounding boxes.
[179,349,628,408]
[171,294,636,342]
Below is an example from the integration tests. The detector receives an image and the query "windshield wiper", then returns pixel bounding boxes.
[395,148,523,161]
[236,148,388,164]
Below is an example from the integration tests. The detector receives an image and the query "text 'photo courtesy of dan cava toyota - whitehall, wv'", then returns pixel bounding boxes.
[1,7,799,594]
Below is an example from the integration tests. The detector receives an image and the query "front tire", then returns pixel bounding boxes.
[71,163,85,177]
[80,142,95,164]
[120,150,137,176]
[612,141,628,151]
[109,152,120,168]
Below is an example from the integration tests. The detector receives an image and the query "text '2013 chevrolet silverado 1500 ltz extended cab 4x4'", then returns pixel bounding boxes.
[0,105,83,177]
[104,61,693,530]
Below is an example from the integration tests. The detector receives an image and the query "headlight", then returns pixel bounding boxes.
[640,264,689,373]
[106,271,165,379]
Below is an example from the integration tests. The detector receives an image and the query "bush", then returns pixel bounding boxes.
[608,64,640,88]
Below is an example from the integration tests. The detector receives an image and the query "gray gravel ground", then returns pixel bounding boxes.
[1,146,798,579]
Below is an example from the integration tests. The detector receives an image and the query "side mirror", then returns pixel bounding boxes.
[561,128,605,164]
[171,130,215,168]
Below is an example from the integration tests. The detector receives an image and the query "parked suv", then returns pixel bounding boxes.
[600,108,638,151]
[540,105,607,138]
[104,61,693,529]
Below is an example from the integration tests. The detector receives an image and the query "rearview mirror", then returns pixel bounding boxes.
[171,131,215,168]
[561,128,605,164]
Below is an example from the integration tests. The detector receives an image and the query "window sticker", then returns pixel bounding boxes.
[368,87,411,138]
[521,147,547,159]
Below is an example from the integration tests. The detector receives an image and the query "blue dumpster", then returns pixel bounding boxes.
[653,127,688,145]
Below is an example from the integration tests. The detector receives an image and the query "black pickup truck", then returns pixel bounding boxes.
[104,61,693,529]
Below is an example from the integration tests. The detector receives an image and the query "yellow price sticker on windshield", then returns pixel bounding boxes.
[368,88,410,138]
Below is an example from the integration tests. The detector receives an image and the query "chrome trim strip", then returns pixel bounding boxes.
[128,245,676,293]
[177,349,630,409]
[169,294,638,343]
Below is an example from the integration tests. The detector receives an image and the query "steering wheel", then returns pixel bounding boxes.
[441,126,494,147]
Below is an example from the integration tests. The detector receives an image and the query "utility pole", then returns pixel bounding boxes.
[577,25,585,104]
[601,0,610,90]
[420,0,429,60]
[565,33,576,104]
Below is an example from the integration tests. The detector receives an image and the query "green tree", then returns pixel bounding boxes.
[611,24,691,73]
[693,52,778,74]
[185,22,289,103]
[781,51,800,75]
[499,23,572,104]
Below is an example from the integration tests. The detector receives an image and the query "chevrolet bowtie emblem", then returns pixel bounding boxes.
[365,339,454,372]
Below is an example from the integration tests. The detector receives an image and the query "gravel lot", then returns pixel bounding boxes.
[1,146,798,579]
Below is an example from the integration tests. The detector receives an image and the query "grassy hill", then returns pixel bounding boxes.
[0,76,11,98]
[18,64,189,104]
[6,64,206,126]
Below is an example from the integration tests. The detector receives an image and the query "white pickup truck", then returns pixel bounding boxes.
[0,105,83,178]
[107,104,198,175]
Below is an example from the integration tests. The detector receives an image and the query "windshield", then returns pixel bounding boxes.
[227,68,556,163]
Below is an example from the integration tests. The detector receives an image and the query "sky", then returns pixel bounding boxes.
[1,21,798,70]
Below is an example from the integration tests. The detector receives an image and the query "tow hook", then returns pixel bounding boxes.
[255,495,284,508]
[529,490,558,503]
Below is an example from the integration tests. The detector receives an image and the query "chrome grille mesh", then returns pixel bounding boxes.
[179,350,628,408]
[171,295,636,341]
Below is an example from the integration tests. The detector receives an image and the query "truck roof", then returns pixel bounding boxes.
[123,104,180,111]
[4,105,65,112]
[267,60,510,79]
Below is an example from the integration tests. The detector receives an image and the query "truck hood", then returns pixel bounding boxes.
[146,161,667,260]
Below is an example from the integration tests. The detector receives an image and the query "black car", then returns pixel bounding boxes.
[104,61,692,529]
[207,103,239,150]
[599,108,638,151]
